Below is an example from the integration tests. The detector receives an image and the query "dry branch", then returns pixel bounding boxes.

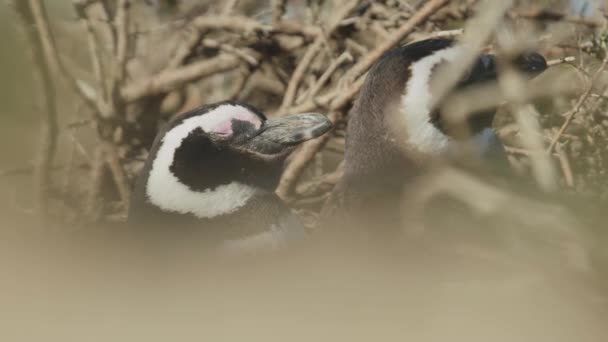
[513,9,603,27]
[191,15,273,34]
[271,0,287,25]
[114,0,130,84]
[302,51,354,103]
[276,111,342,201]
[85,146,106,222]
[168,15,272,69]
[18,0,99,113]
[104,143,131,210]
[296,162,344,197]
[121,54,242,101]
[82,14,109,110]
[511,103,558,192]
[278,38,325,112]
[401,167,591,272]
[221,0,239,15]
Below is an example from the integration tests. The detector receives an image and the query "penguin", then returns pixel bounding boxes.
[321,38,547,233]
[128,101,332,255]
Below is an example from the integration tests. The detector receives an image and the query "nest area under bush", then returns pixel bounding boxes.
[5,0,608,238]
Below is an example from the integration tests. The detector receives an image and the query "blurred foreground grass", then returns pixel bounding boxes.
[0,5,37,167]
[0,5,37,216]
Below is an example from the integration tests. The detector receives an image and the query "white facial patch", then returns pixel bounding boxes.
[401,46,463,155]
[145,104,263,218]
[200,104,262,136]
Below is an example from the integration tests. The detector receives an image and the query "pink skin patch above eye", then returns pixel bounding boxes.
[212,121,234,136]
[205,105,263,137]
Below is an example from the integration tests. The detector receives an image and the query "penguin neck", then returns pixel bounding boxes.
[399,45,464,155]
[138,122,262,220]
[343,104,421,189]
[342,44,468,186]
[144,160,260,220]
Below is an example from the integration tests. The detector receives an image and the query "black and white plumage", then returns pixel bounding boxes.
[128,101,332,254]
[322,38,547,231]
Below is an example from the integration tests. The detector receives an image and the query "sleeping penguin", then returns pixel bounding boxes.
[128,101,332,255]
[321,38,547,233]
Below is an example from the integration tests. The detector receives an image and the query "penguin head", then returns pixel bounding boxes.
[397,38,547,159]
[134,101,332,220]
[345,38,547,179]
[450,50,547,135]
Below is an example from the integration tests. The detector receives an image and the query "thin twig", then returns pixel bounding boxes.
[85,146,106,222]
[296,161,344,197]
[555,143,574,187]
[329,74,366,110]
[229,66,254,100]
[222,0,240,15]
[302,51,354,103]
[114,0,130,84]
[202,39,260,66]
[547,56,576,66]
[428,28,464,39]
[66,130,93,164]
[547,56,608,154]
[504,146,531,156]
[271,0,286,25]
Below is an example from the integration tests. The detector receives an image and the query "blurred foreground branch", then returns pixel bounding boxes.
[12,0,59,219]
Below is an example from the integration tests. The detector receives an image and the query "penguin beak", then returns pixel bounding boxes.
[446,128,511,171]
[460,52,547,88]
[513,52,548,77]
[243,113,333,155]
[449,52,548,136]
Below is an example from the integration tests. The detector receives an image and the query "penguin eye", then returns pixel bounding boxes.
[458,55,497,87]
[229,120,259,143]
[480,55,495,70]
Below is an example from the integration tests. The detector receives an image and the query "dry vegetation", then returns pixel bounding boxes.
[2,1,608,264]
[2,0,607,259]
[0,2,598,210]
[3,0,608,339]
